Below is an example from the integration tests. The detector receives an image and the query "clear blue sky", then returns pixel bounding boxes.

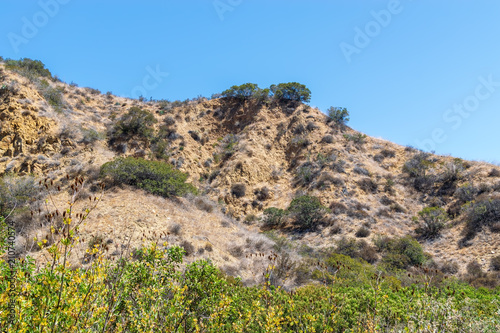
[1,0,499,163]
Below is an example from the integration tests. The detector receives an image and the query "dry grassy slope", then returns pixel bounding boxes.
[1,64,500,277]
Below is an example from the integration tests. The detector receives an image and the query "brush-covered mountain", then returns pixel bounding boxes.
[1,57,500,289]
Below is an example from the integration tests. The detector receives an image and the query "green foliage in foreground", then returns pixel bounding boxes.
[1,243,499,332]
[100,157,197,197]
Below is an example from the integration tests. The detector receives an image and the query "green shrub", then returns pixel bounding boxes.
[262,207,286,228]
[453,183,479,204]
[221,83,269,102]
[296,164,314,185]
[335,237,359,258]
[403,152,435,191]
[334,237,378,263]
[414,206,448,239]
[380,235,425,270]
[111,107,157,140]
[5,58,52,81]
[381,253,410,271]
[152,138,169,160]
[100,157,197,197]
[327,107,350,126]
[463,197,500,238]
[270,82,311,103]
[287,195,328,231]
[390,236,425,267]
[324,253,376,284]
[343,133,366,145]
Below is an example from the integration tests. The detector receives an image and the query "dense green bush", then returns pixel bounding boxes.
[327,107,350,126]
[414,206,448,239]
[262,207,286,228]
[221,83,269,102]
[288,195,328,231]
[270,82,311,103]
[5,58,52,81]
[100,157,197,197]
[111,107,157,141]
[379,236,426,271]
[262,196,328,232]
[391,236,425,266]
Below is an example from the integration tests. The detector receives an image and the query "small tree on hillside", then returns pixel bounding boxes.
[327,107,350,127]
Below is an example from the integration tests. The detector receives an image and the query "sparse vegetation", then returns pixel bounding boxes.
[403,152,435,191]
[414,206,448,240]
[463,197,500,239]
[355,226,371,238]
[357,177,377,193]
[0,174,39,218]
[343,133,366,145]
[110,106,157,142]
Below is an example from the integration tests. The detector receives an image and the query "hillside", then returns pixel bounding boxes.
[1,58,500,286]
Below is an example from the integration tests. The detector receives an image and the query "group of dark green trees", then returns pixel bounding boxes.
[220,82,350,126]
[220,82,311,103]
